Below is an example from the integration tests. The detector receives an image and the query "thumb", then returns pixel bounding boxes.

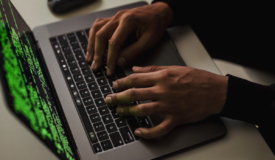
[133,65,178,73]
[134,118,174,139]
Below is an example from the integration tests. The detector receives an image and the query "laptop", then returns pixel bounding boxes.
[0,0,226,160]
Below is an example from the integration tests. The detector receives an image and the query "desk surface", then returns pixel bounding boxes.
[1,0,275,159]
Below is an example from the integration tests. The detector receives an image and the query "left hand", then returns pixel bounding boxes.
[105,66,228,139]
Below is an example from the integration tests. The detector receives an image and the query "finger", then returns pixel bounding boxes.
[105,87,156,105]
[106,22,135,76]
[133,65,179,73]
[92,20,118,71]
[117,31,153,67]
[86,18,110,63]
[135,117,175,139]
[116,102,162,117]
[113,72,158,91]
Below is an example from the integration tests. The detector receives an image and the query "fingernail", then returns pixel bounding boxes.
[86,52,89,59]
[105,96,112,104]
[117,107,124,115]
[135,130,142,137]
[118,57,126,66]
[107,67,111,76]
[113,82,118,90]
[91,60,95,69]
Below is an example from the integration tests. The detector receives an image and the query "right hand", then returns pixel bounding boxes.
[86,2,174,76]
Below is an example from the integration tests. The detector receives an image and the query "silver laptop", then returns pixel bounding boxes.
[0,0,226,160]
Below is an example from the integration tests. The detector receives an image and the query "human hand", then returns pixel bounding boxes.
[86,2,173,76]
[105,66,228,139]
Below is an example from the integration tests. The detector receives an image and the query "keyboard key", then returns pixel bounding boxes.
[115,118,127,127]
[76,30,88,42]
[85,75,95,83]
[62,45,71,53]
[58,35,68,44]
[101,140,113,151]
[119,127,134,144]
[108,78,117,86]
[76,81,87,90]
[70,66,81,74]
[80,89,90,98]
[108,105,117,111]
[65,52,74,60]
[93,122,105,132]
[110,132,124,147]
[75,53,85,60]
[69,83,76,90]
[67,33,77,41]
[95,98,106,107]
[67,59,77,67]
[97,131,109,141]
[99,106,109,115]
[82,67,92,75]
[86,105,97,114]
[93,143,102,153]
[73,74,83,82]
[90,113,101,123]
[83,97,94,106]
[97,77,107,86]
[93,70,104,78]
[127,119,141,140]
[100,85,111,94]
[88,82,98,91]
[74,97,82,106]
[91,90,102,99]
[65,75,74,83]
[81,42,88,50]
[71,90,79,98]
[102,64,107,72]
[111,110,121,119]
[70,41,79,47]
[102,114,113,124]
[78,60,89,68]
[106,123,117,133]
[138,117,152,128]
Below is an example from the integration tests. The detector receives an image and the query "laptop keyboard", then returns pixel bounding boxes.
[49,28,152,153]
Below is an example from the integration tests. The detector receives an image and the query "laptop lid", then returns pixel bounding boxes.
[0,0,78,159]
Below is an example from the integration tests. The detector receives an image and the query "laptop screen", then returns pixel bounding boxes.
[0,0,77,159]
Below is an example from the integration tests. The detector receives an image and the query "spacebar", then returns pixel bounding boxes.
[76,103,98,144]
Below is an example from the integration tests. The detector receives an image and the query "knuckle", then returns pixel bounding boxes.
[108,39,118,48]
[160,70,170,78]
[95,31,103,41]
[121,12,135,21]
[147,66,157,72]
[128,74,139,84]
[127,89,137,99]
[95,18,103,23]
[116,10,128,16]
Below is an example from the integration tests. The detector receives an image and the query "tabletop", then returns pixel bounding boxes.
[1,0,275,159]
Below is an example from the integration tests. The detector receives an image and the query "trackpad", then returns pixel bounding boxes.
[123,33,186,76]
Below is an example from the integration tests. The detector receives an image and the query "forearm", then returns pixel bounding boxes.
[220,75,275,126]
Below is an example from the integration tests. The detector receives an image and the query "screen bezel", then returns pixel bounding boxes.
[0,1,79,159]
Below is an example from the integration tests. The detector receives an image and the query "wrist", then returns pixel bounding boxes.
[152,2,174,27]
[214,75,229,115]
